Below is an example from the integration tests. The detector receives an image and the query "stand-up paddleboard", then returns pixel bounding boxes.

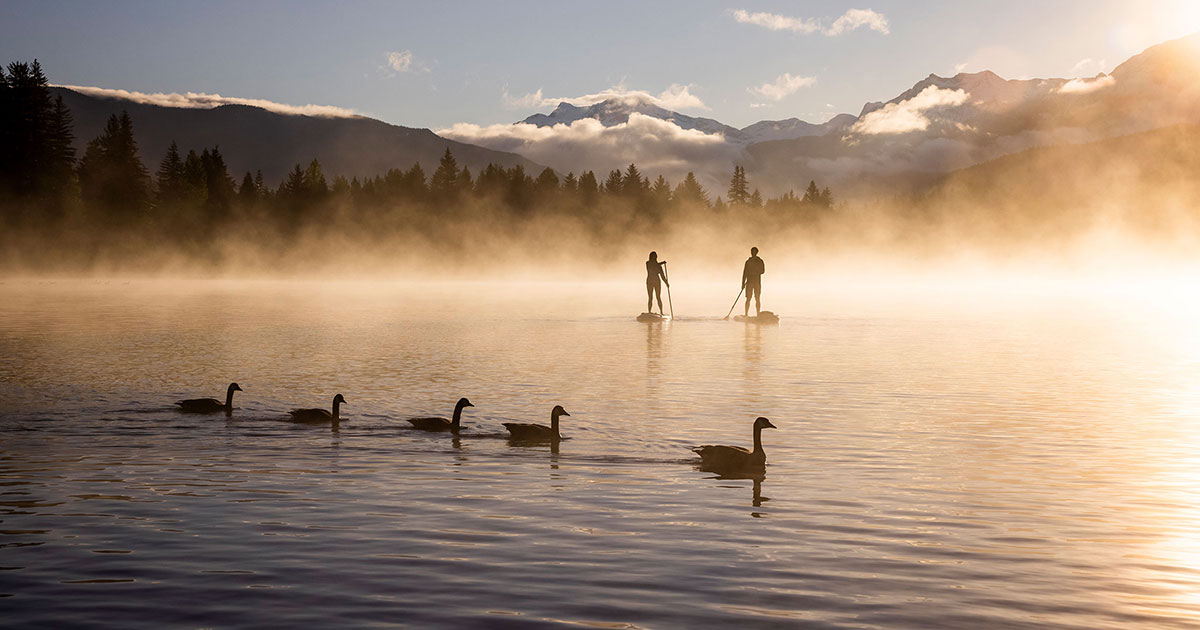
[637,312,671,322]
[733,310,780,324]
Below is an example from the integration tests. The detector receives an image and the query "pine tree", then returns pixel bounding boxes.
[155,140,185,206]
[238,171,257,204]
[802,180,821,204]
[578,171,599,206]
[303,158,328,198]
[727,165,749,206]
[622,163,646,198]
[77,111,149,223]
[430,147,459,198]
[672,172,709,207]
[749,188,763,208]
[603,169,623,194]
[562,172,577,192]
[280,164,306,196]
[650,174,671,206]
[0,60,54,198]
[456,166,473,194]
[182,149,206,204]
[713,196,727,211]
[534,167,559,196]
[43,93,76,203]
[203,146,236,214]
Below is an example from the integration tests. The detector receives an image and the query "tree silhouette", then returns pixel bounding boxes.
[430,147,459,199]
[673,172,709,207]
[727,165,750,206]
[77,111,149,224]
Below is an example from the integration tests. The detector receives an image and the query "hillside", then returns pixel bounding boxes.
[53,87,546,184]
[915,123,1200,242]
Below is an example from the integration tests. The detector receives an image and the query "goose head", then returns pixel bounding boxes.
[229,382,243,392]
[552,405,570,418]
[457,397,474,409]
[754,417,776,430]
[333,394,347,405]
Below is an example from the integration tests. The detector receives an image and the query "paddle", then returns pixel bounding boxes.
[722,285,745,320]
[662,261,675,319]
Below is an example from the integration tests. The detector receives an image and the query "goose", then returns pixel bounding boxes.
[503,405,570,441]
[407,397,474,433]
[693,417,777,472]
[176,382,242,414]
[288,394,347,424]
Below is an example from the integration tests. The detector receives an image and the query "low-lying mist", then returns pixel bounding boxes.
[4,119,1200,283]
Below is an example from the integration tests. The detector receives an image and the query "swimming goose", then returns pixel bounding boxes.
[503,405,570,441]
[288,394,347,423]
[693,417,777,472]
[176,382,242,414]
[407,397,474,433]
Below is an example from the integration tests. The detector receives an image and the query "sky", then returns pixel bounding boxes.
[3,0,1200,129]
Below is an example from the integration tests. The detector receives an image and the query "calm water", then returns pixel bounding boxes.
[2,278,1200,629]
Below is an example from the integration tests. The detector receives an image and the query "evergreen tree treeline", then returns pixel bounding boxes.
[1,59,838,263]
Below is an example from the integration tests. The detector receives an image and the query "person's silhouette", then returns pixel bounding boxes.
[646,251,668,314]
[742,247,764,317]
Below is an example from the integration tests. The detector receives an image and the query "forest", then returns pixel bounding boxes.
[0,60,839,273]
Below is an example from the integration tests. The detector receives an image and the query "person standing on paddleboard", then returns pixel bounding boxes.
[646,251,669,315]
[742,247,765,317]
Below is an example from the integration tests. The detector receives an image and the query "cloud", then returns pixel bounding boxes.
[826,8,891,35]
[1057,75,1115,94]
[57,84,358,117]
[502,83,708,111]
[380,49,429,76]
[748,73,816,101]
[386,50,414,72]
[438,113,738,190]
[850,85,968,135]
[1069,57,1107,76]
[732,8,889,36]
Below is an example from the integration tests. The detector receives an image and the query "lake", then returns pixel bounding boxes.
[2,277,1199,628]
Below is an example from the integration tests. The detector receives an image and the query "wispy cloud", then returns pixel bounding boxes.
[386,50,414,72]
[850,85,968,135]
[748,73,815,101]
[732,8,889,36]
[1057,75,1116,94]
[1069,57,1107,76]
[380,49,430,76]
[502,83,708,111]
[58,85,358,118]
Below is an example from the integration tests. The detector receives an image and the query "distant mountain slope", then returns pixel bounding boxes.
[519,98,856,145]
[747,33,1200,196]
[53,87,545,184]
[917,122,1200,241]
[522,100,745,140]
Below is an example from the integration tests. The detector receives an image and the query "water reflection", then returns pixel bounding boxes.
[5,281,1200,628]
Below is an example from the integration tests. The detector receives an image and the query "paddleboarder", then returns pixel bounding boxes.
[646,251,669,315]
[742,247,764,317]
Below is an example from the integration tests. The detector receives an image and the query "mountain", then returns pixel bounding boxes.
[440,33,1200,199]
[913,121,1200,246]
[522,100,746,139]
[520,98,859,145]
[53,87,545,185]
[740,114,857,144]
[746,32,1200,196]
